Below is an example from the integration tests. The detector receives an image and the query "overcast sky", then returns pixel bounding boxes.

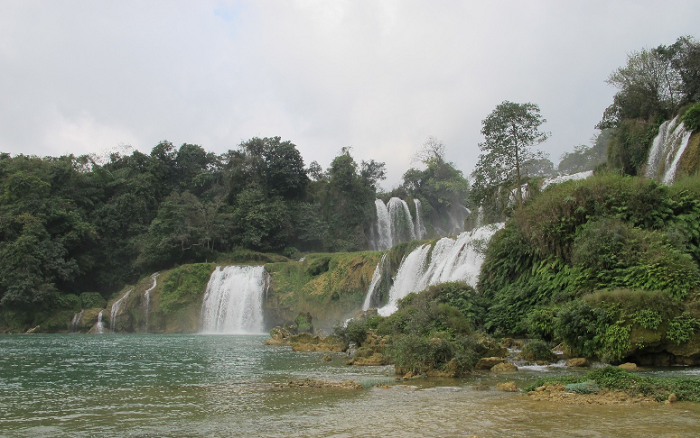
[1,1,699,188]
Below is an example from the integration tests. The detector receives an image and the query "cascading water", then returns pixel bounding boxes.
[362,254,387,311]
[645,116,693,184]
[413,199,426,240]
[143,272,159,331]
[95,311,104,334]
[378,223,503,316]
[70,310,84,332]
[200,266,267,334]
[373,199,393,251]
[110,289,132,332]
[388,197,416,244]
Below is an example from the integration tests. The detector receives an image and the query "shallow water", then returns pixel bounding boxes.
[1,334,699,437]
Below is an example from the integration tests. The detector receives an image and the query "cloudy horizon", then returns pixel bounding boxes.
[1,0,699,188]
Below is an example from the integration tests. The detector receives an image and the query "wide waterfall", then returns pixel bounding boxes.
[378,223,503,316]
[110,289,132,332]
[200,266,267,334]
[645,116,693,184]
[370,197,421,250]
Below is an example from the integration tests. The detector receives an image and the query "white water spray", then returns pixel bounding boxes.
[200,266,268,334]
[378,223,503,316]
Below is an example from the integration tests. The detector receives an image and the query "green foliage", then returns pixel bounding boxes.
[159,264,215,314]
[681,101,700,132]
[631,309,663,330]
[56,293,81,311]
[558,130,610,174]
[472,101,549,210]
[666,313,700,344]
[80,292,106,309]
[523,307,558,340]
[565,380,600,394]
[520,339,557,362]
[293,312,313,333]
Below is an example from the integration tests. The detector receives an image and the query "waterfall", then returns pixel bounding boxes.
[373,199,393,251]
[143,272,160,331]
[645,117,693,184]
[413,199,426,240]
[388,197,416,244]
[362,254,387,311]
[378,223,503,316]
[71,310,84,332]
[96,310,104,334]
[110,289,132,332]
[200,266,267,334]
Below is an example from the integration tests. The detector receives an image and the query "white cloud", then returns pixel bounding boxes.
[0,0,699,186]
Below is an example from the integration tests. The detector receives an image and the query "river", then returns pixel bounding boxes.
[1,334,699,437]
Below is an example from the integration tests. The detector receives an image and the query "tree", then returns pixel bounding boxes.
[471,101,549,210]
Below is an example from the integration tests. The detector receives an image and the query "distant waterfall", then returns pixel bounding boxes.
[143,273,159,331]
[645,116,693,184]
[413,199,426,240]
[370,197,420,250]
[70,310,84,332]
[200,266,268,334]
[378,223,503,316]
[110,289,132,332]
[363,254,387,311]
[96,311,104,334]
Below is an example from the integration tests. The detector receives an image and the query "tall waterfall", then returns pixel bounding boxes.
[370,197,420,250]
[200,266,267,334]
[362,254,387,310]
[378,223,503,316]
[143,272,159,331]
[413,199,426,240]
[110,289,132,332]
[645,116,693,184]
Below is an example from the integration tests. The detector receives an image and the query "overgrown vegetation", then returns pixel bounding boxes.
[526,367,700,402]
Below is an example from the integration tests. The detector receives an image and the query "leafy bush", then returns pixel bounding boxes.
[388,334,479,376]
[523,307,557,340]
[520,339,557,362]
[554,300,613,358]
[681,101,700,132]
[80,292,106,309]
[55,293,80,311]
[666,313,700,344]
[294,312,313,333]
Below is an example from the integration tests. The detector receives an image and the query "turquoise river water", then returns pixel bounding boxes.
[1,334,699,437]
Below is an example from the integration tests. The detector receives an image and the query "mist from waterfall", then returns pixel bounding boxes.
[200,266,267,334]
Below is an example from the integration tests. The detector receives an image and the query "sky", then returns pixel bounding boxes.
[1,1,699,189]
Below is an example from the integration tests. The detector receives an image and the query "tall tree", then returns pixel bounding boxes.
[472,101,549,210]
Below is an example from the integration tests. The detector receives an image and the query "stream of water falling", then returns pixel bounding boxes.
[143,272,160,331]
[362,254,387,311]
[378,223,503,316]
[645,116,693,184]
[110,289,132,332]
[200,266,267,334]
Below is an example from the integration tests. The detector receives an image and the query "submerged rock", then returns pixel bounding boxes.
[566,358,589,367]
[491,362,518,373]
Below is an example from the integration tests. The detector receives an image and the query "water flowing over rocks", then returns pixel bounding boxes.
[378,223,503,316]
[200,266,268,334]
[645,116,693,184]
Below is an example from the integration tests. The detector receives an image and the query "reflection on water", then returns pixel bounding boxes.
[1,334,699,437]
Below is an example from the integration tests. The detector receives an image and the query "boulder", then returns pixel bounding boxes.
[566,358,589,367]
[491,362,518,373]
[618,362,637,371]
[496,381,518,392]
[475,357,506,370]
